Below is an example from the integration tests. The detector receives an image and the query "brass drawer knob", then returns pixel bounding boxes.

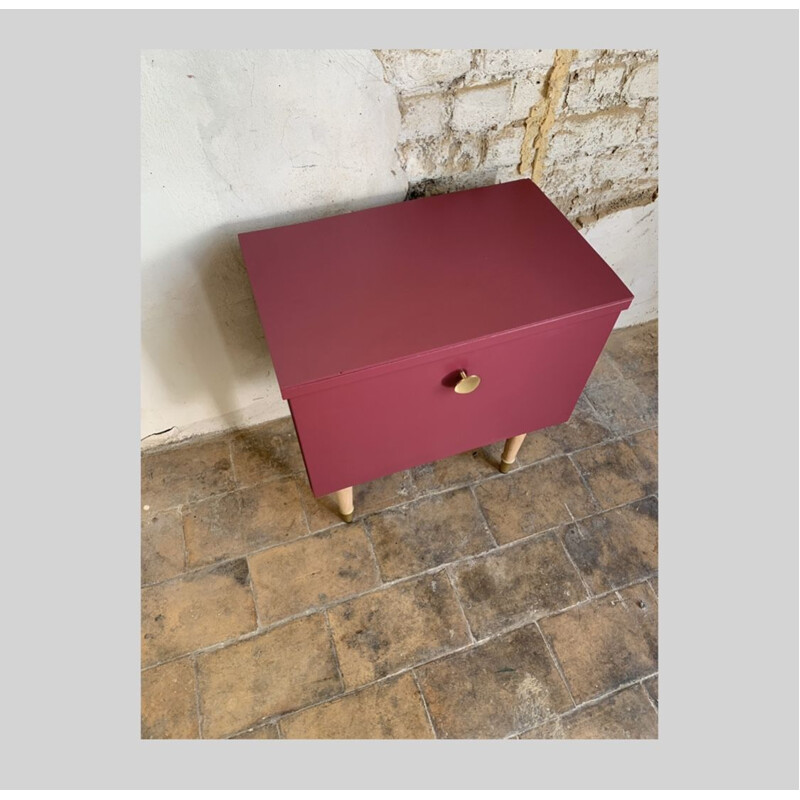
[454,370,481,394]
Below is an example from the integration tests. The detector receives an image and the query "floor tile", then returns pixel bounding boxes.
[281,673,433,739]
[182,478,307,568]
[141,559,257,666]
[451,531,587,639]
[367,488,494,581]
[562,497,658,594]
[605,320,658,379]
[141,659,198,739]
[411,450,497,494]
[520,684,657,739]
[571,433,657,511]
[630,369,657,417]
[587,348,625,386]
[538,582,658,704]
[474,456,597,545]
[196,614,341,738]
[416,624,573,738]
[142,438,234,512]
[142,508,185,585]
[300,470,418,533]
[230,722,281,739]
[229,416,305,487]
[328,573,471,689]
[248,523,379,625]
[583,377,656,436]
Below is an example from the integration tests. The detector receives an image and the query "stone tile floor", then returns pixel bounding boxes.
[141,320,658,740]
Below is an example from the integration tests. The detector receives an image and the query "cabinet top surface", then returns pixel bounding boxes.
[239,179,633,395]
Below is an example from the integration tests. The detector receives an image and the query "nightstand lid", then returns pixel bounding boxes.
[239,179,634,399]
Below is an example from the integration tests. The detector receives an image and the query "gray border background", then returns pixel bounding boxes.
[0,9,796,791]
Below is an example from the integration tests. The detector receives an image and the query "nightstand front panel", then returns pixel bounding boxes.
[291,310,620,497]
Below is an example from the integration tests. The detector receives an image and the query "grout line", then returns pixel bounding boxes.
[141,563,660,673]
[323,609,347,695]
[192,655,204,740]
[227,438,238,486]
[511,670,661,739]
[567,451,602,513]
[444,566,476,644]
[246,555,263,631]
[641,677,659,713]
[178,507,189,573]
[534,619,577,709]
[555,520,594,601]
[295,481,313,538]
[411,668,438,739]
[360,516,387,586]
[469,483,499,549]
[204,581,660,739]
[142,424,659,589]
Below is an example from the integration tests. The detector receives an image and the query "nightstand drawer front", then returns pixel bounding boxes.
[291,311,619,496]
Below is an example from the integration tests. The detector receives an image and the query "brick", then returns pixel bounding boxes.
[416,624,572,738]
[483,49,555,75]
[451,81,512,132]
[281,673,432,739]
[377,49,473,93]
[484,125,526,169]
[141,559,257,666]
[508,73,547,121]
[625,61,658,101]
[640,100,658,140]
[547,108,642,160]
[248,523,379,625]
[328,572,471,688]
[565,65,625,114]
[451,530,587,638]
[398,91,449,141]
[590,143,658,187]
[398,134,483,181]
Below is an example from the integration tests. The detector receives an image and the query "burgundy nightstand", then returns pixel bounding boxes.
[239,179,633,521]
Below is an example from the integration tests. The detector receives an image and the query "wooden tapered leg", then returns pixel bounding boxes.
[334,486,354,522]
[499,434,526,473]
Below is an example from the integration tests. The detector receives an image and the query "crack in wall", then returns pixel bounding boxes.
[520,49,577,184]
